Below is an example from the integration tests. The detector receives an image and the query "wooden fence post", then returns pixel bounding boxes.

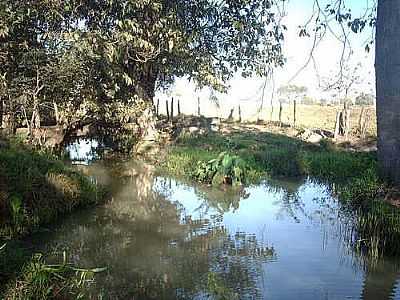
[156,99,159,117]
[170,97,174,121]
[166,99,170,121]
[278,101,283,126]
[178,99,181,116]
[358,107,365,135]
[293,100,297,127]
[334,111,341,139]
[238,105,242,123]
[197,97,201,116]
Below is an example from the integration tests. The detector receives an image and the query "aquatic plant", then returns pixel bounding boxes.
[193,152,247,185]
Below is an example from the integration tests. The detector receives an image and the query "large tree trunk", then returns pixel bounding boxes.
[134,64,160,155]
[375,1,400,185]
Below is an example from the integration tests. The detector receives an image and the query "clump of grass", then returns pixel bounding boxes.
[0,142,104,238]
[207,272,239,300]
[355,201,400,258]
[338,168,384,205]
[302,151,377,182]
[3,252,106,300]
[254,147,305,177]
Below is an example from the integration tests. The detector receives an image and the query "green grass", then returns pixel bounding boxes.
[1,249,106,300]
[161,131,379,186]
[0,143,104,239]
[0,138,106,298]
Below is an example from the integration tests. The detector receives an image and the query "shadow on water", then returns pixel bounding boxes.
[28,139,400,299]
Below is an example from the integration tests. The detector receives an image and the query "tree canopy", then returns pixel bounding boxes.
[0,0,285,132]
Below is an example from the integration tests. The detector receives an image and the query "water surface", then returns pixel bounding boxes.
[33,146,400,299]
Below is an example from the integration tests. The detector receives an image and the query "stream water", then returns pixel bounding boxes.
[31,140,400,299]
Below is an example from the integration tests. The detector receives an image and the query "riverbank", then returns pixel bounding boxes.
[159,124,400,257]
[0,137,106,298]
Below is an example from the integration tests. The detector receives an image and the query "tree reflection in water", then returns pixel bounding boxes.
[35,161,275,300]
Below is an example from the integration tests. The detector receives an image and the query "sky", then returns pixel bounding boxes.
[156,0,376,117]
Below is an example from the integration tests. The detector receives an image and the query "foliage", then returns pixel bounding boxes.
[3,253,106,300]
[193,152,247,185]
[355,93,375,106]
[0,0,285,137]
[207,272,239,300]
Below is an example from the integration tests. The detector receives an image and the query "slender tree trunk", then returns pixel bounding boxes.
[279,101,283,126]
[0,98,3,128]
[375,1,400,185]
[134,65,161,154]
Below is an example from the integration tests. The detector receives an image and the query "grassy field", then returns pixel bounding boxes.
[168,101,377,137]
[260,104,377,136]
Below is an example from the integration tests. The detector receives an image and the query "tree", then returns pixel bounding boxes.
[277,85,308,101]
[375,1,400,185]
[355,93,375,106]
[77,0,285,104]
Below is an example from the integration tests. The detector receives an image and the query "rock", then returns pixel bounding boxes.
[299,129,324,144]
[189,126,200,133]
[307,133,323,144]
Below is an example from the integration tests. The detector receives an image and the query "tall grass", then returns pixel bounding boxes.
[0,143,104,238]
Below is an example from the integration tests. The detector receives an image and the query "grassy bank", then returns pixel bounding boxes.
[160,129,400,257]
[0,138,106,298]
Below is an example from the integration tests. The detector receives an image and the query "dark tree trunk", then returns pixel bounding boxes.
[376,1,400,185]
[0,98,3,128]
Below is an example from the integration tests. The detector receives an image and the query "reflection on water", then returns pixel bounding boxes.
[65,139,100,164]
[31,160,400,300]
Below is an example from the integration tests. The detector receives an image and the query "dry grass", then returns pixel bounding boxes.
[258,104,377,136]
